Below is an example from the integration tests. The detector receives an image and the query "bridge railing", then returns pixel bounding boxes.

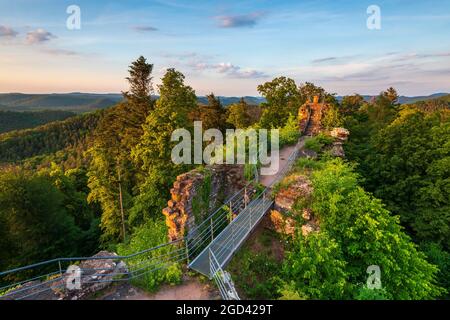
[0,239,186,300]
[186,181,255,261]
[0,135,303,300]
[209,249,239,300]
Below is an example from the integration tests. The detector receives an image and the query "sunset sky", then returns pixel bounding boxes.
[0,0,449,96]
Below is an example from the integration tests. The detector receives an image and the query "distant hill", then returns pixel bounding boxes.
[0,110,102,164]
[0,93,123,113]
[404,94,450,112]
[0,93,265,113]
[336,93,449,104]
[0,110,76,134]
[198,96,266,106]
[0,92,447,115]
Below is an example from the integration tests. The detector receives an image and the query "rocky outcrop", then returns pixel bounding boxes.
[57,251,128,300]
[300,96,329,136]
[269,175,319,237]
[329,127,349,158]
[1,251,128,300]
[270,175,320,237]
[163,165,248,241]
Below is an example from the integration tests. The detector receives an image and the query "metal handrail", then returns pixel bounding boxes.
[1,127,304,300]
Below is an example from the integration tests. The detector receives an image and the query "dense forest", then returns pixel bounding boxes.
[0,110,76,134]
[0,56,448,299]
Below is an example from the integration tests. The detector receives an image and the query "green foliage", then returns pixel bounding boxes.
[302,158,443,299]
[304,133,334,152]
[0,110,75,134]
[258,77,301,128]
[340,94,365,115]
[282,232,349,299]
[0,111,101,163]
[298,82,326,101]
[228,229,282,299]
[131,68,196,229]
[279,114,301,147]
[420,242,450,298]
[346,105,450,249]
[0,168,89,273]
[226,98,253,129]
[191,170,212,224]
[278,282,306,300]
[355,285,389,300]
[321,104,343,129]
[190,93,227,132]
[295,157,324,171]
[116,219,183,292]
[87,57,155,242]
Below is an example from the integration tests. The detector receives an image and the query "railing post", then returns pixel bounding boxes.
[185,239,190,265]
[249,201,252,230]
[58,260,62,278]
[209,249,212,279]
[210,218,214,242]
[244,187,247,208]
[231,222,236,251]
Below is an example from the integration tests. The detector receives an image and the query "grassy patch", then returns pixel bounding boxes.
[304,133,334,152]
[227,227,283,299]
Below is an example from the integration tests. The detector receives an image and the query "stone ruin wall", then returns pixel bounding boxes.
[162,165,248,241]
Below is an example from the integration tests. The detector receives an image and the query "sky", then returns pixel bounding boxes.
[0,0,449,96]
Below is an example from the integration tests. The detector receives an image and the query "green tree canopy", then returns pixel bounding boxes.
[258,77,301,128]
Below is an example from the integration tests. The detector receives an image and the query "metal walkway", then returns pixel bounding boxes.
[188,141,301,277]
[189,196,273,276]
[0,139,302,301]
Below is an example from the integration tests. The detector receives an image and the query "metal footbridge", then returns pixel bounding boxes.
[0,142,301,301]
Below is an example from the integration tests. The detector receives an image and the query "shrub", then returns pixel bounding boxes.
[304,133,334,152]
[279,114,301,147]
[117,219,183,292]
[355,285,389,300]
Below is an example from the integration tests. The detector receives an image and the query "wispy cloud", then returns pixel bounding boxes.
[133,25,158,32]
[0,25,19,38]
[312,57,338,64]
[216,12,265,28]
[26,28,56,44]
[191,61,268,79]
[41,48,79,56]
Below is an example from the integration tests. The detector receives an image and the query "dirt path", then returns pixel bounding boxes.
[99,277,219,300]
[259,137,306,187]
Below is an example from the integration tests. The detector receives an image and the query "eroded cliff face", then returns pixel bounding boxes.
[162,165,247,241]
[269,175,320,238]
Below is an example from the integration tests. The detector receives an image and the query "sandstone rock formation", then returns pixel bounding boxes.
[163,165,248,241]
[56,251,128,300]
[269,175,320,237]
[2,251,128,300]
[329,127,350,158]
[299,96,329,136]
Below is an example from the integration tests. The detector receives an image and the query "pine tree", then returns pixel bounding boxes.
[130,68,197,226]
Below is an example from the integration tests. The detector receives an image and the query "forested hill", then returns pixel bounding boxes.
[0,93,265,112]
[0,93,123,113]
[0,110,102,165]
[0,110,76,133]
[404,93,450,111]
[0,92,447,114]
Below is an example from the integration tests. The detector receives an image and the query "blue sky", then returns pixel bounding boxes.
[0,0,449,96]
